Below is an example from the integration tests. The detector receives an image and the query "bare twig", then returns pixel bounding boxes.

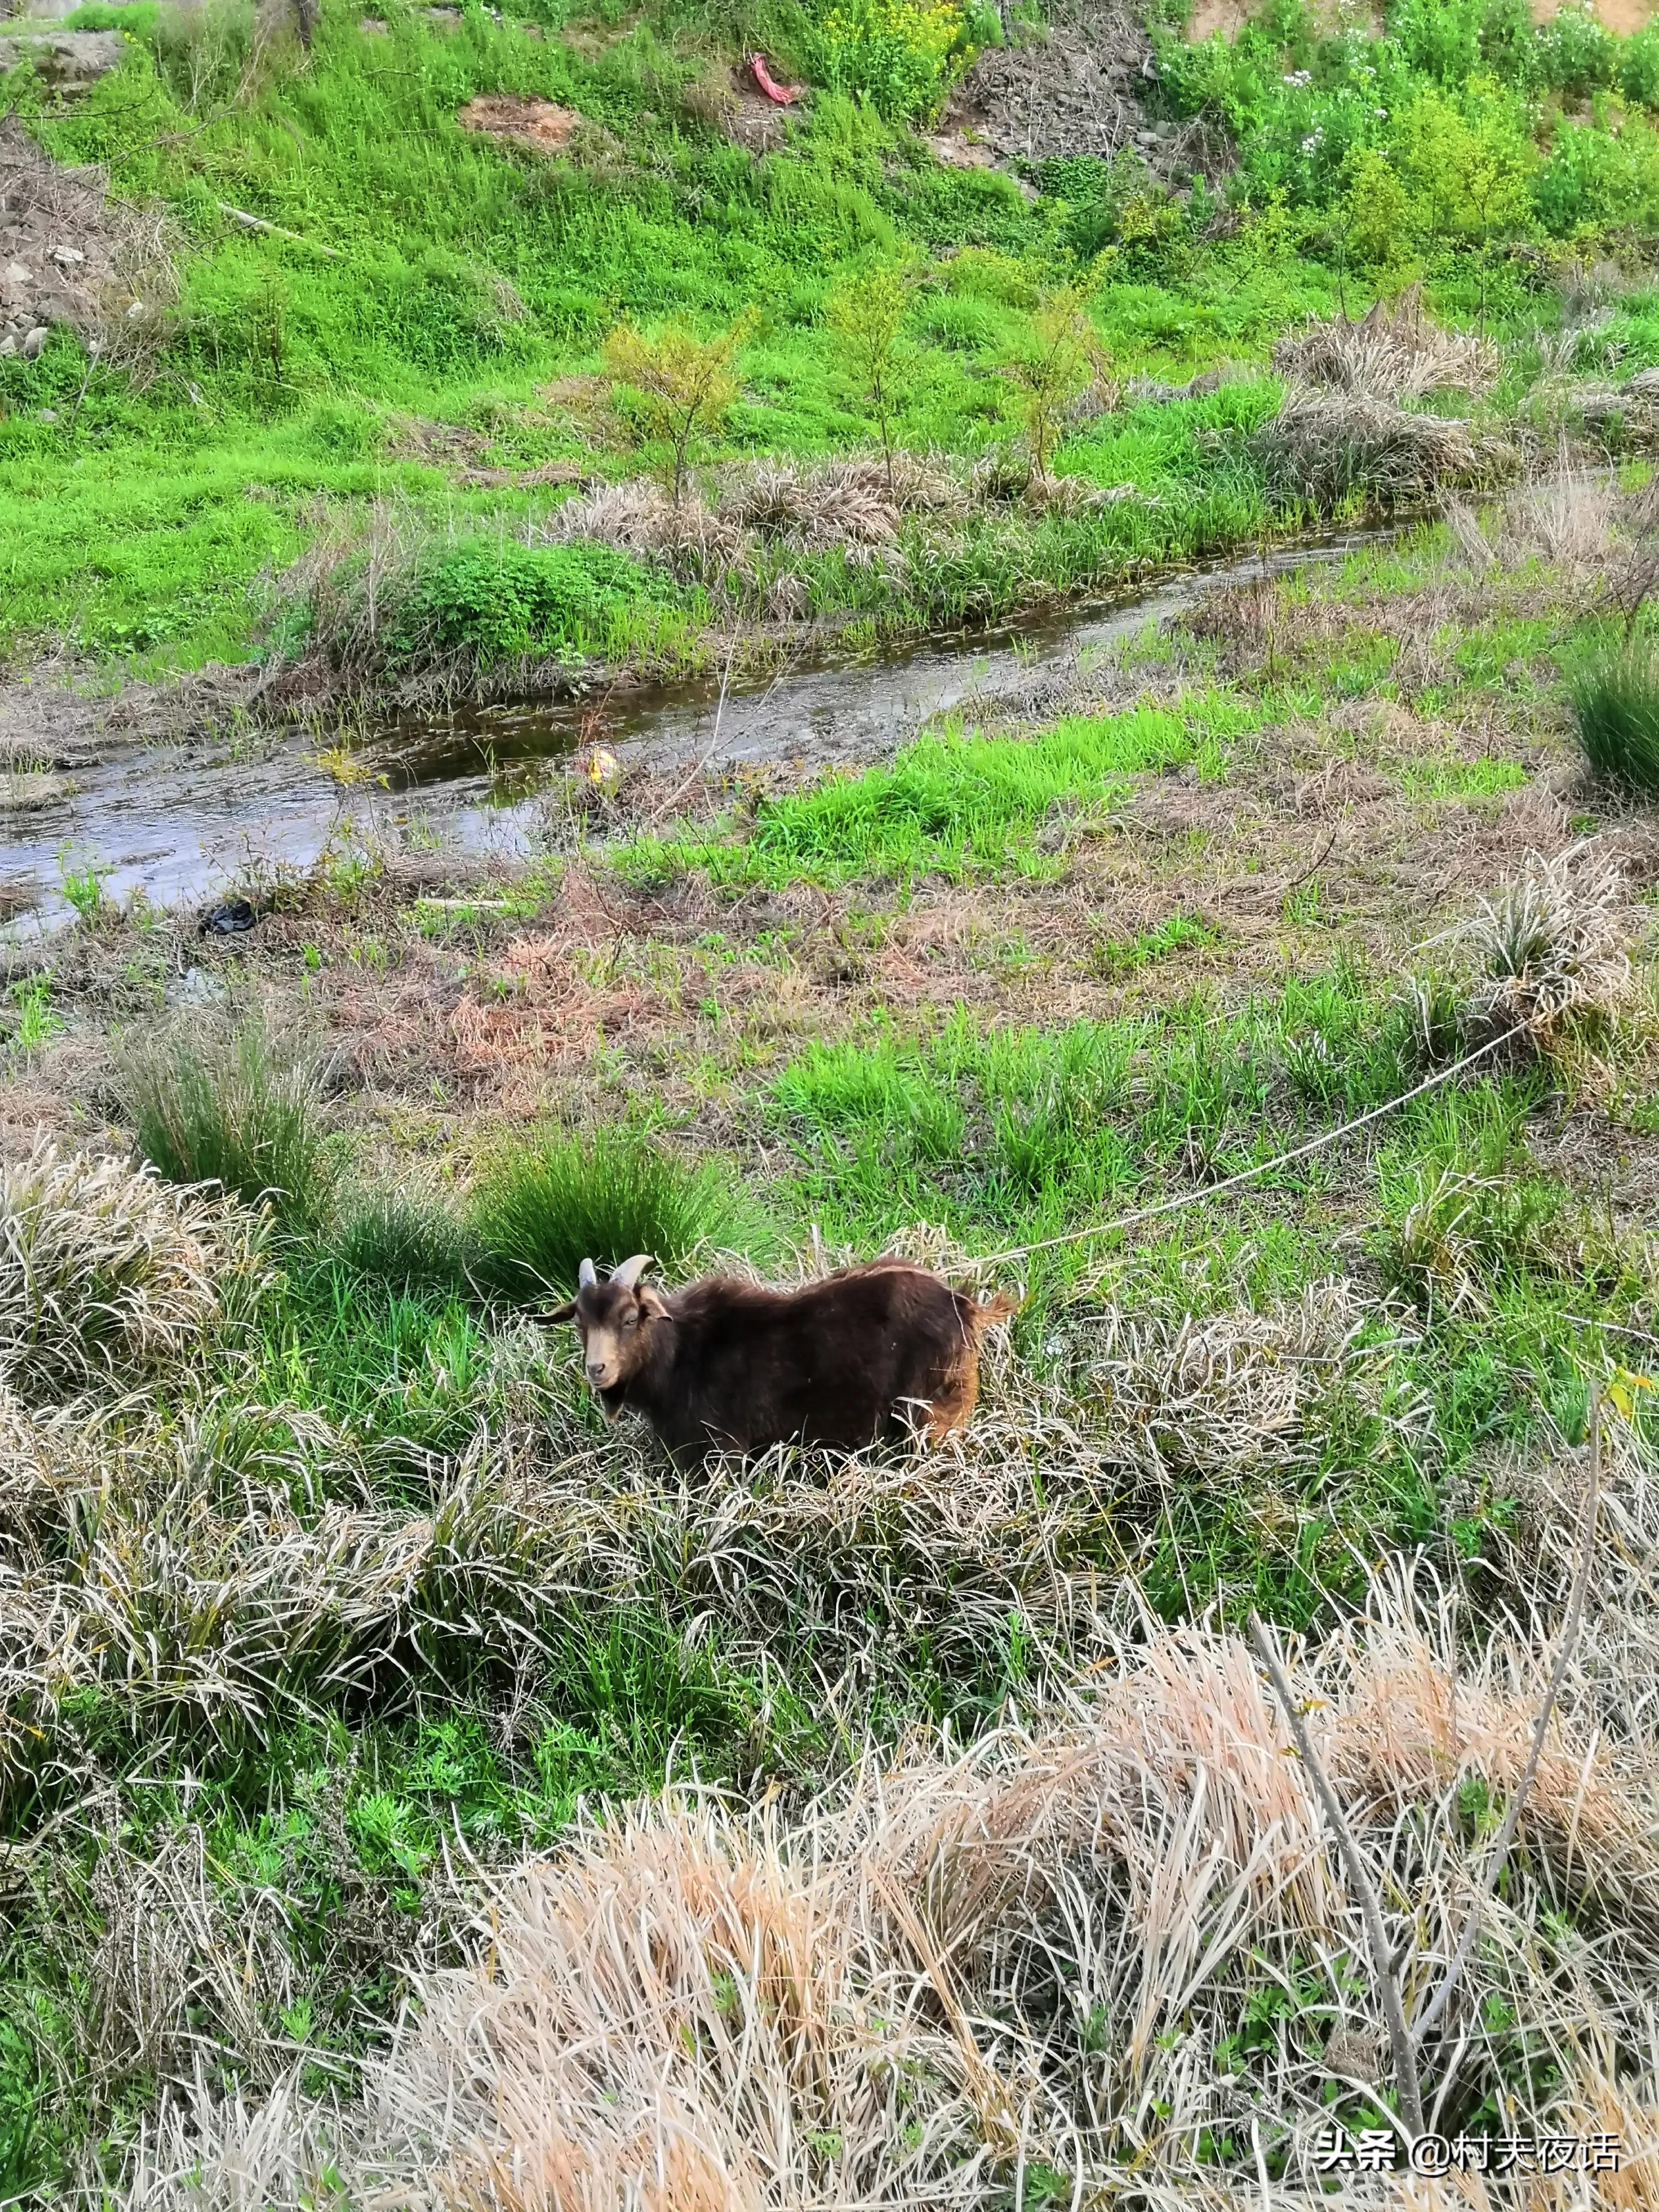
[1282,824,1339,896]
[1250,1612,1425,2140]
[1410,1397,1603,2047]
[648,630,740,825]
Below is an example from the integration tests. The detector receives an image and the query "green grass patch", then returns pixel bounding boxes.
[623,695,1262,888]
[1568,644,1659,793]
[1394,755,1531,800]
[121,1018,333,1231]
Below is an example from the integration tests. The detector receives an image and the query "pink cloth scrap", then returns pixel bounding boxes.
[750,53,804,104]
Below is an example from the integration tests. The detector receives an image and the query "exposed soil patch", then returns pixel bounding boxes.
[1536,0,1652,24]
[560,8,640,60]
[924,124,998,172]
[457,96,580,152]
[0,661,260,774]
[0,25,122,89]
[678,65,792,154]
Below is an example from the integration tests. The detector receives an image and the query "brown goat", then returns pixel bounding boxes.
[548,1254,1016,1462]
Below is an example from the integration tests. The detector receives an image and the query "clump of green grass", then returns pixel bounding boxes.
[1090,911,1219,978]
[121,1019,332,1232]
[330,1184,479,1298]
[1567,645,1659,792]
[470,1127,775,1302]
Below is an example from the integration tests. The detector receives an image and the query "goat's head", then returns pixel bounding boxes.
[546,1254,667,1412]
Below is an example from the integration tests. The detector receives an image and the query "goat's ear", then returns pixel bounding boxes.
[637,1284,671,1320]
[542,1299,577,1325]
[610,1252,656,1290]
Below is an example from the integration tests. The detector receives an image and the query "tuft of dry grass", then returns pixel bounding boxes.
[1251,390,1501,516]
[1458,839,1634,1047]
[716,452,966,562]
[1272,289,1501,401]
[0,1383,561,1774]
[1502,458,1621,571]
[537,480,749,572]
[0,1142,264,1400]
[1081,1278,1425,1487]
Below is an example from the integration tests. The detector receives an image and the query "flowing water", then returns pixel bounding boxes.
[0,524,1402,941]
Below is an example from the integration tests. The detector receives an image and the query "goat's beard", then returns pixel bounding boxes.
[597,1381,627,1422]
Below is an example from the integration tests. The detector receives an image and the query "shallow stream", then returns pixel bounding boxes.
[0,523,1401,940]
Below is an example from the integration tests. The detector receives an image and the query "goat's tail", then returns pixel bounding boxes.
[968,1289,1022,1334]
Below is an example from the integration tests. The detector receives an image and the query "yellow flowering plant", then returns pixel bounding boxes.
[815,0,976,121]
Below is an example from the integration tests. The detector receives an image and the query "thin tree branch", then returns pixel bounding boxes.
[1410,1396,1602,2046]
[1250,1612,1425,2140]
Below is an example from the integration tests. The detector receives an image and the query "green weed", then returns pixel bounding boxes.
[5,977,63,1054]
[1567,646,1659,793]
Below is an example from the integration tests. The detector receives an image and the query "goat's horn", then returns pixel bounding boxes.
[610,1253,656,1290]
[578,1257,597,1289]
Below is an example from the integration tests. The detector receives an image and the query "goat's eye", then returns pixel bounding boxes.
[621,1307,637,1328]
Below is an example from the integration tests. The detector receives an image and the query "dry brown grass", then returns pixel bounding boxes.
[1456,839,1635,1048]
[0,1377,560,1780]
[716,453,967,560]
[111,1440,1659,2208]
[537,480,749,572]
[1272,290,1502,402]
[1081,1277,1424,1487]
[1250,390,1501,516]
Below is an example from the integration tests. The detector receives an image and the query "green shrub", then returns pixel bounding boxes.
[330,1186,479,1296]
[1532,116,1659,238]
[393,540,667,668]
[470,1128,775,1302]
[1535,0,1617,96]
[1567,647,1659,793]
[1622,23,1659,107]
[122,1020,332,1231]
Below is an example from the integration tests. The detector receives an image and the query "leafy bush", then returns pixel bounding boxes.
[1534,0,1617,96]
[470,1128,775,1302]
[1533,116,1659,239]
[393,540,670,668]
[601,313,754,507]
[122,1020,332,1231]
[1621,23,1659,107]
[1567,647,1659,793]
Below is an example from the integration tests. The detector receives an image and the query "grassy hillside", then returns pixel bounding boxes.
[3,0,1659,681]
